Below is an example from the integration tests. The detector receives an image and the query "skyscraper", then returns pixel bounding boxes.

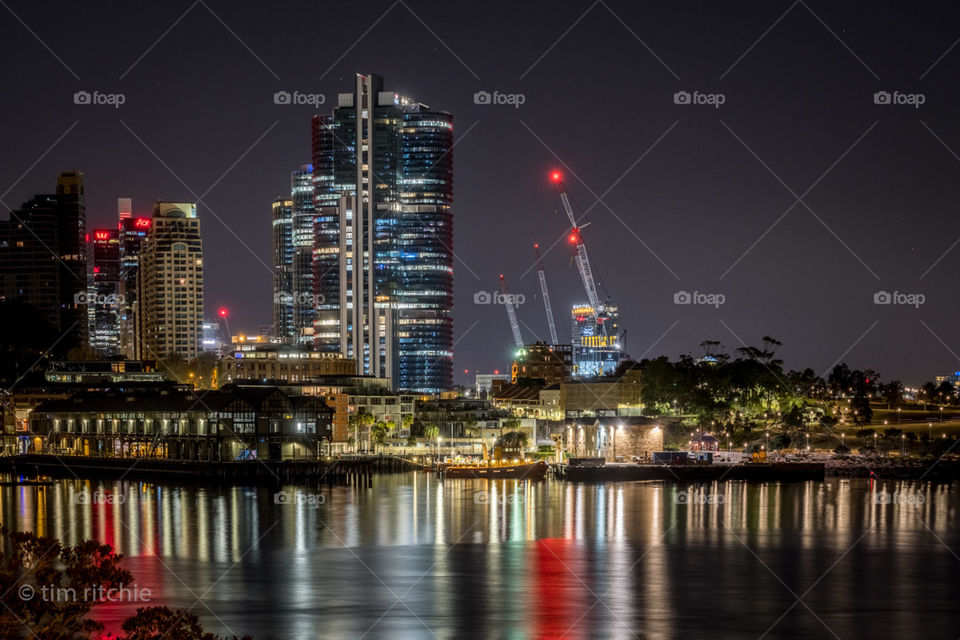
[271,196,294,339]
[117,197,132,220]
[290,166,316,343]
[310,73,454,393]
[118,215,151,358]
[137,202,204,360]
[0,171,88,351]
[89,228,121,356]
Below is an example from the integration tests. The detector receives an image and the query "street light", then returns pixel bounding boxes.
[897,407,901,425]
[901,434,906,457]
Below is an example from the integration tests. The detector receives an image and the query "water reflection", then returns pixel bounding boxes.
[2,475,958,639]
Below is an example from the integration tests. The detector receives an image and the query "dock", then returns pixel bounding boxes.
[0,454,419,486]
[556,462,825,482]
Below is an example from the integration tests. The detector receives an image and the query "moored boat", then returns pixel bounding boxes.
[442,460,548,480]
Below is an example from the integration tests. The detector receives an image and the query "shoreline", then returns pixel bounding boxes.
[2,455,957,485]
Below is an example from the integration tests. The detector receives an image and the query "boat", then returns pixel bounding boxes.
[442,460,548,480]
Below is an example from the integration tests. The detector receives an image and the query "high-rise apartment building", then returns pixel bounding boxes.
[310,73,454,393]
[0,171,88,351]
[137,202,204,360]
[291,166,316,343]
[89,228,121,355]
[271,197,294,339]
[118,215,151,358]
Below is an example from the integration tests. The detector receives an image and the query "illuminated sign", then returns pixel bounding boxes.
[134,218,151,228]
[94,231,110,240]
[581,336,615,348]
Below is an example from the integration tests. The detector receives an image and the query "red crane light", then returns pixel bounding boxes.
[218,307,229,318]
[568,233,577,244]
[549,170,563,183]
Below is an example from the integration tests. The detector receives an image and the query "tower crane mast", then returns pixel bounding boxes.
[550,170,605,332]
[534,243,559,345]
[499,274,524,349]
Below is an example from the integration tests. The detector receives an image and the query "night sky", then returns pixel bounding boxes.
[3,1,960,386]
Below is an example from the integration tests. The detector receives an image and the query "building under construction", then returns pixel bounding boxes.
[570,303,621,377]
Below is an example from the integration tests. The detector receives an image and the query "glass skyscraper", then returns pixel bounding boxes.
[310,74,453,393]
[271,197,294,339]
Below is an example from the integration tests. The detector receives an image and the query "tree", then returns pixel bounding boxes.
[348,411,375,451]
[850,392,872,425]
[770,434,791,452]
[463,419,480,438]
[370,421,390,449]
[423,422,439,440]
[881,380,903,408]
[496,430,529,455]
[0,527,250,639]
[122,607,251,640]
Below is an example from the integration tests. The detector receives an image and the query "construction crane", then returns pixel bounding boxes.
[499,274,524,349]
[549,170,605,333]
[533,243,560,345]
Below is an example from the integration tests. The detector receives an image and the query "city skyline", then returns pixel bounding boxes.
[3,3,960,387]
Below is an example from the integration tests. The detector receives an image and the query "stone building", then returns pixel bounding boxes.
[564,417,663,461]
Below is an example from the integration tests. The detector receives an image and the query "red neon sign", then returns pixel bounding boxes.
[94,231,110,240]
[134,218,151,228]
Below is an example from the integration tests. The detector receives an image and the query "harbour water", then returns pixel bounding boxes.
[2,473,958,639]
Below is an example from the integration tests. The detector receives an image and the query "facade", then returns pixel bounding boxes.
[267,376,415,448]
[291,167,316,343]
[30,384,332,461]
[44,360,163,384]
[564,417,663,461]
[474,372,511,398]
[512,342,572,385]
[492,383,563,421]
[218,344,357,383]
[570,303,621,378]
[311,73,454,393]
[137,202,204,360]
[0,171,88,351]
[561,368,643,418]
[118,216,151,358]
[117,197,132,220]
[89,228,121,355]
[271,197,295,339]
